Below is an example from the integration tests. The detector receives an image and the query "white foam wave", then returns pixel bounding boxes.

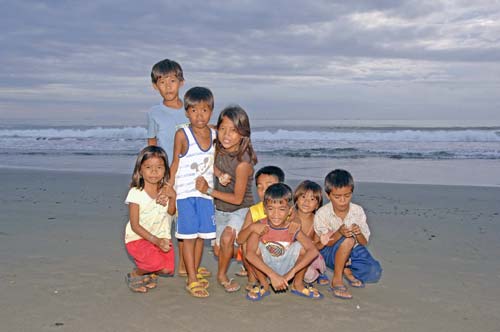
[0,126,147,139]
[253,129,500,142]
[1,126,499,142]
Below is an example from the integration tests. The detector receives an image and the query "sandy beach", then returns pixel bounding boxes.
[1,168,499,332]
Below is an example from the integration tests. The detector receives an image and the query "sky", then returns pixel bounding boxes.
[1,0,500,126]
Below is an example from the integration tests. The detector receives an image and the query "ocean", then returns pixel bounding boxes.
[1,122,500,187]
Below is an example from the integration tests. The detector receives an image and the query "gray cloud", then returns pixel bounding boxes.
[1,0,500,124]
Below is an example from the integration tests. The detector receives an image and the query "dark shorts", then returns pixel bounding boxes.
[320,237,382,283]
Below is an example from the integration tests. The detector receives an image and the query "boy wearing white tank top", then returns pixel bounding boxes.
[169,87,216,298]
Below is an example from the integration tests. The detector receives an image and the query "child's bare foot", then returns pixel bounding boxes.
[143,273,158,289]
[343,268,364,288]
[330,284,352,299]
[125,273,148,293]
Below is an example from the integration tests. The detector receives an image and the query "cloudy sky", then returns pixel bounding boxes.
[1,0,500,125]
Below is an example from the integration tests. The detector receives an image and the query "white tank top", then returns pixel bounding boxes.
[175,127,215,200]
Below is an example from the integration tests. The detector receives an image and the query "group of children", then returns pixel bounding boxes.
[123,59,382,300]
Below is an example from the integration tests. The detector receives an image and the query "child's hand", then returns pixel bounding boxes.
[158,238,171,252]
[351,224,361,236]
[218,173,231,186]
[195,176,209,193]
[156,185,175,206]
[339,225,354,238]
[252,223,269,236]
[269,272,288,291]
[320,230,334,245]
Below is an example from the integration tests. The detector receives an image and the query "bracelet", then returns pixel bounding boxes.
[206,187,213,196]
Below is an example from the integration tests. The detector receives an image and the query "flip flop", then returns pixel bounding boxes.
[235,265,248,277]
[316,273,330,286]
[245,282,259,292]
[219,278,240,293]
[246,285,270,301]
[196,277,209,289]
[291,286,324,299]
[143,273,158,289]
[329,285,353,300]
[186,281,209,298]
[125,273,148,293]
[344,275,365,288]
[197,266,212,278]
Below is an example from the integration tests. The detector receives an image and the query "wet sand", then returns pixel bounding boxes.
[1,168,499,332]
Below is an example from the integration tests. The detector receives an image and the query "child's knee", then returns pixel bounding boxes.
[341,237,356,248]
[158,268,173,275]
[220,227,236,246]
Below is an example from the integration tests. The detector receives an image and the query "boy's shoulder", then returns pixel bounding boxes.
[349,202,365,214]
[316,202,333,215]
[249,201,265,222]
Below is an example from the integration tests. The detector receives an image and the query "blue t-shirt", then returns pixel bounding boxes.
[147,103,188,160]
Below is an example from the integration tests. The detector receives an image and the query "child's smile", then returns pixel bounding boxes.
[265,200,291,228]
[218,116,242,152]
[296,190,319,214]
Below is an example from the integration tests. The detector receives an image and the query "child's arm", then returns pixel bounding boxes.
[129,203,162,247]
[168,129,187,187]
[322,225,353,247]
[166,189,176,215]
[351,224,368,246]
[197,161,252,205]
[236,210,256,245]
[246,233,288,291]
[283,231,319,282]
[237,218,269,245]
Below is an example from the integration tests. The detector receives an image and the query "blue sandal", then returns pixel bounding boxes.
[246,285,270,301]
[291,285,324,299]
[316,273,330,286]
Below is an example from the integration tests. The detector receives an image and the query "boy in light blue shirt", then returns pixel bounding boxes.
[146,59,211,279]
[147,58,188,158]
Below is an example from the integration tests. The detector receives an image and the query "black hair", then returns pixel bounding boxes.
[184,87,214,111]
[255,166,285,185]
[215,105,258,165]
[264,183,293,206]
[151,59,184,84]
[324,169,354,194]
[130,146,170,190]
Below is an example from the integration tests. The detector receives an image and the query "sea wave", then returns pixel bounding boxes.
[1,126,499,142]
[1,125,499,160]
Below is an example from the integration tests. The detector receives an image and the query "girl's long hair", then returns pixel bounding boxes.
[216,105,258,165]
[130,146,170,189]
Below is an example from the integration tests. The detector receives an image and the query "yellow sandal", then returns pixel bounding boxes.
[185,281,209,298]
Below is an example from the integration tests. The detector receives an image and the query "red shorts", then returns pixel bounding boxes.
[126,239,175,273]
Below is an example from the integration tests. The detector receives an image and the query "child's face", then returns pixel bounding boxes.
[265,199,292,227]
[140,156,166,186]
[186,101,213,129]
[153,74,183,102]
[256,174,279,201]
[218,116,242,152]
[328,186,353,214]
[296,190,319,214]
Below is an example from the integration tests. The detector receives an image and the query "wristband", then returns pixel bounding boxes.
[206,187,213,196]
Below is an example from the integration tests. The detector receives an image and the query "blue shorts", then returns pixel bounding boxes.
[175,197,216,239]
[320,237,382,283]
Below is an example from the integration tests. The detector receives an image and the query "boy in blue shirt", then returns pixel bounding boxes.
[146,59,211,279]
